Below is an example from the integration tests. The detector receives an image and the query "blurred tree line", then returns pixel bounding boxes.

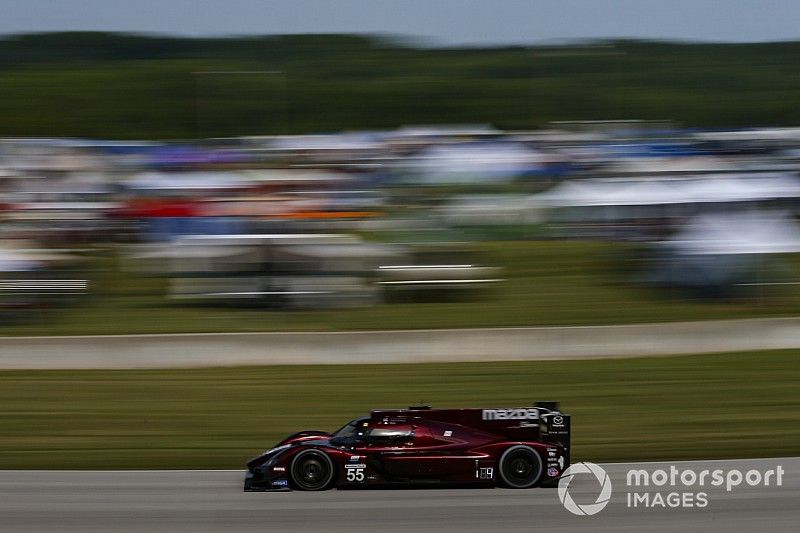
[0,32,799,138]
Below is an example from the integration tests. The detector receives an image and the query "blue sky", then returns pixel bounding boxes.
[2,0,799,44]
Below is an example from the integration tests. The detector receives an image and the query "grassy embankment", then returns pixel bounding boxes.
[1,350,798,469]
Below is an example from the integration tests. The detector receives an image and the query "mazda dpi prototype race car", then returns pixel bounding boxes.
[244,402,570,491]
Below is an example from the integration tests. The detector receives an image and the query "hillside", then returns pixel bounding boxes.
[1,33,799,138]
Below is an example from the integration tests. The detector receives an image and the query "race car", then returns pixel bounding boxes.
[244,402,570,491]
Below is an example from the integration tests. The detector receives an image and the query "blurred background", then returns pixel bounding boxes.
[0,2,799,472]
[2,33,800,331]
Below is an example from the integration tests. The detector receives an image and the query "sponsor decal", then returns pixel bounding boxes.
[548,450,557,458]
[481,408,539,421]
[349,455,361,462]
[345,463,367,469]
[552,416,564,426]
[443,430,453,437]
[478,467,494,480]
[272,466,286,472]
[272,479,289,487]
[548,467,560,477]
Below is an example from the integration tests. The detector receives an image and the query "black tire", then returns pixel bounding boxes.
[498,445,544,489]
[290,450,336,491]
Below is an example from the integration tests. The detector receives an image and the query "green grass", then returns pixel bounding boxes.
[1,350,798,469]
[4,240,800,335]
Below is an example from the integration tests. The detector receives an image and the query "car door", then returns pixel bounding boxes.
[391,424,483,480]
[352,425,417,480]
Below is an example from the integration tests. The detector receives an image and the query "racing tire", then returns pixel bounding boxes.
[290,450,336,491]
[498,445,544,489]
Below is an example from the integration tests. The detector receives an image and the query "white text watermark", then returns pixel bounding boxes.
[558,462,784,515]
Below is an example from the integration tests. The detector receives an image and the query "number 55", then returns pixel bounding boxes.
[346,469,364,482]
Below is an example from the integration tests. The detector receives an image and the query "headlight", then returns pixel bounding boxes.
[262,444,291,456]
[261,444,292,466]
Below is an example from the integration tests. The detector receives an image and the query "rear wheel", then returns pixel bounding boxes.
[498,445,543,489]
[290,450,335,491]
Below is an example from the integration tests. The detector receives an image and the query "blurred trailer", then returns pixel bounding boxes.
[128,234,401,308]
[127,234,502,308]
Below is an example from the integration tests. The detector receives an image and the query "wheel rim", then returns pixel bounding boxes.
[291,451,333,490]
[500,446,542,488]
[510,457,533,478]
[300,459,324,484]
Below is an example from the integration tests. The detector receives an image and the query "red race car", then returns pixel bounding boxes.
[244,402,570,491]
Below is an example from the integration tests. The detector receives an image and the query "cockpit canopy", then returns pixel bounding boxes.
[330,417,414,446]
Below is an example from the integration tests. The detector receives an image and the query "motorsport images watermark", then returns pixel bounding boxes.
[558,462,785,516]
[557,462,612,516]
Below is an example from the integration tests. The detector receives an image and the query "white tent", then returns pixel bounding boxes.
[668,211,800,255]
[537,178,686,207]
[125,171,248,191]
[0,249,40,272]
[409,143,545,184]
[538,174,800,208]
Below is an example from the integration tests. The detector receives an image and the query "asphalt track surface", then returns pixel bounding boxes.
[5,317,800,368]
[0,458,796,532]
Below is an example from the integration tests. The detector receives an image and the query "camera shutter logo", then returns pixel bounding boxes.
[557,462,613,516]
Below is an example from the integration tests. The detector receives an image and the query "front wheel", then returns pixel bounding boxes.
[498,445,543,489]
[290,450,336,491]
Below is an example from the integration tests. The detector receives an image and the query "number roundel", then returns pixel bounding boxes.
[345,461,366,483]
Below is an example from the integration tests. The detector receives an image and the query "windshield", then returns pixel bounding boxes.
[330,417,370,444]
